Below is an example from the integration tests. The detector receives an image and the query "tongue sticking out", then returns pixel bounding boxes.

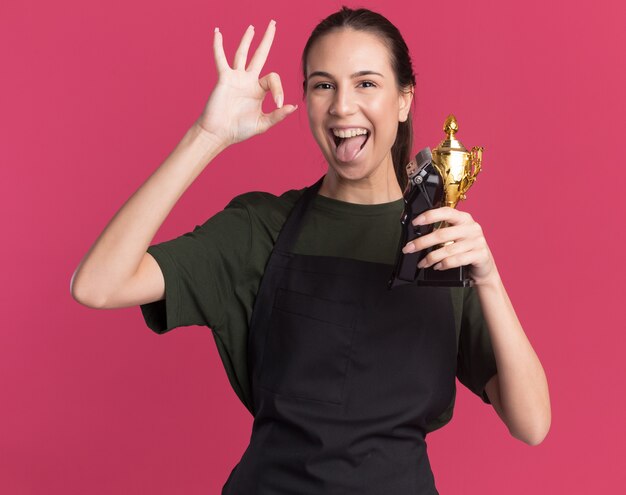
[335,134,368,162]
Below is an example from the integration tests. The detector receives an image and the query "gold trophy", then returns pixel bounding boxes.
[418,114,483,286]
[388,114,483,288]
[433,115,482,210]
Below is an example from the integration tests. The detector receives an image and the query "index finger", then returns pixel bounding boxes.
[412,206,463,226]
[246,19,276,74]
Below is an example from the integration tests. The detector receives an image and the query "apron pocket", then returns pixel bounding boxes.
[259,288,357,405]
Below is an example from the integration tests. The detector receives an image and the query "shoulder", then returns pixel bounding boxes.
[226,186,306,232]
[228,187,304,210]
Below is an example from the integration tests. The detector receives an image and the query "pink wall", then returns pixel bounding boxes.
[2,0,624,493]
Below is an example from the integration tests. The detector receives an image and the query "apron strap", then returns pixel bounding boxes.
[272,174,325,254]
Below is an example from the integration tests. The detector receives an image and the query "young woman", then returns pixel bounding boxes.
[71,7,550,494]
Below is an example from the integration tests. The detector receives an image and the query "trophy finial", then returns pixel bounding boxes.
[443,114,458,137]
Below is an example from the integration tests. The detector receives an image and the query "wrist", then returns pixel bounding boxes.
[190,121,230,153]
[472,265,502,290]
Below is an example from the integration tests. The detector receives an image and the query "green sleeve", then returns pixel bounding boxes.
[139,196,251,334]
[456,286,498,404]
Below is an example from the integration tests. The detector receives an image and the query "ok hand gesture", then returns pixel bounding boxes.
[195,20,298,148]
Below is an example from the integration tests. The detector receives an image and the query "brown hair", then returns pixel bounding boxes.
[300,6,416,191]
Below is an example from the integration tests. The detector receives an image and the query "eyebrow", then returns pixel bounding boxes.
[307,70,385,81]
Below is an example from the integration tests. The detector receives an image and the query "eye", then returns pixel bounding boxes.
[312,81,377,90]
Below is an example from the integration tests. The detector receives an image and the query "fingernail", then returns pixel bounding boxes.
[417,260,425,268]
[403,243,415,253]
[413,215,425,225]
[433,263,442,270]
[277,95,283,108]
[270,19,276,26]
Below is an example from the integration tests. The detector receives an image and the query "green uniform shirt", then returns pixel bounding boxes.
[139,185,498,433]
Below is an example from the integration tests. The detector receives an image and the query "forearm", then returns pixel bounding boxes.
[474,263,551,445]
[70,124,228,306]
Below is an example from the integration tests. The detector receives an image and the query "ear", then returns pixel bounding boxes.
[398,86,414,123]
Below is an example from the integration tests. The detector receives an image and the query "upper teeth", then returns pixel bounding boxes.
[332,128,369,138]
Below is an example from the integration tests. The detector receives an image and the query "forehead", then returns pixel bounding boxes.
[306,29,392,76]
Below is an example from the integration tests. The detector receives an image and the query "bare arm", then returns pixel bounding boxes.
[70,125,227,308]
[404,207,551,446]
[70,19,298,309]
[476,268,551,446]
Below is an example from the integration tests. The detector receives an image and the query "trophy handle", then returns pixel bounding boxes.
[459,146,483,200]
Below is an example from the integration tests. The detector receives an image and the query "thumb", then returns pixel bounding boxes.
[259,104,299,132]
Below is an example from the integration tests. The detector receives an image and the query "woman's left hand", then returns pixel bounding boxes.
[402,206,498,286]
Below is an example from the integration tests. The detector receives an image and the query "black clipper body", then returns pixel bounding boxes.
[388,148,444,289]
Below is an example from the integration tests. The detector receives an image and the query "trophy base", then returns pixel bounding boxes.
[416,264,473,287]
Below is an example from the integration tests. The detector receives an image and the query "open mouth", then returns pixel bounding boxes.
[329,129,371,150]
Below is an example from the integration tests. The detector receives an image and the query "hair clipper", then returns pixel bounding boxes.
[388,147,444,289]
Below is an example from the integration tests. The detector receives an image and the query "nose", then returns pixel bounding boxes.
[329,86,357,116]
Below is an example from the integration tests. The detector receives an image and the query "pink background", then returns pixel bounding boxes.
[2,0,624,493]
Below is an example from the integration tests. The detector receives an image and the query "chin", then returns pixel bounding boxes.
[326,162,376,182]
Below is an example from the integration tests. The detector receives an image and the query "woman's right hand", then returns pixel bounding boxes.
[194,19,298,148]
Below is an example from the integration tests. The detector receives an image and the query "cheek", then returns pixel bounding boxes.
[370,97,399,136]
[306,110,324,137]
[306,99,325,120]
[372,113,400,145]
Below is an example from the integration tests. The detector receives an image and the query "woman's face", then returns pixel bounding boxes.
[305,28,413,182]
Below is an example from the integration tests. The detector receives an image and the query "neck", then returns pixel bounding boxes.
[318,161,404,205]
